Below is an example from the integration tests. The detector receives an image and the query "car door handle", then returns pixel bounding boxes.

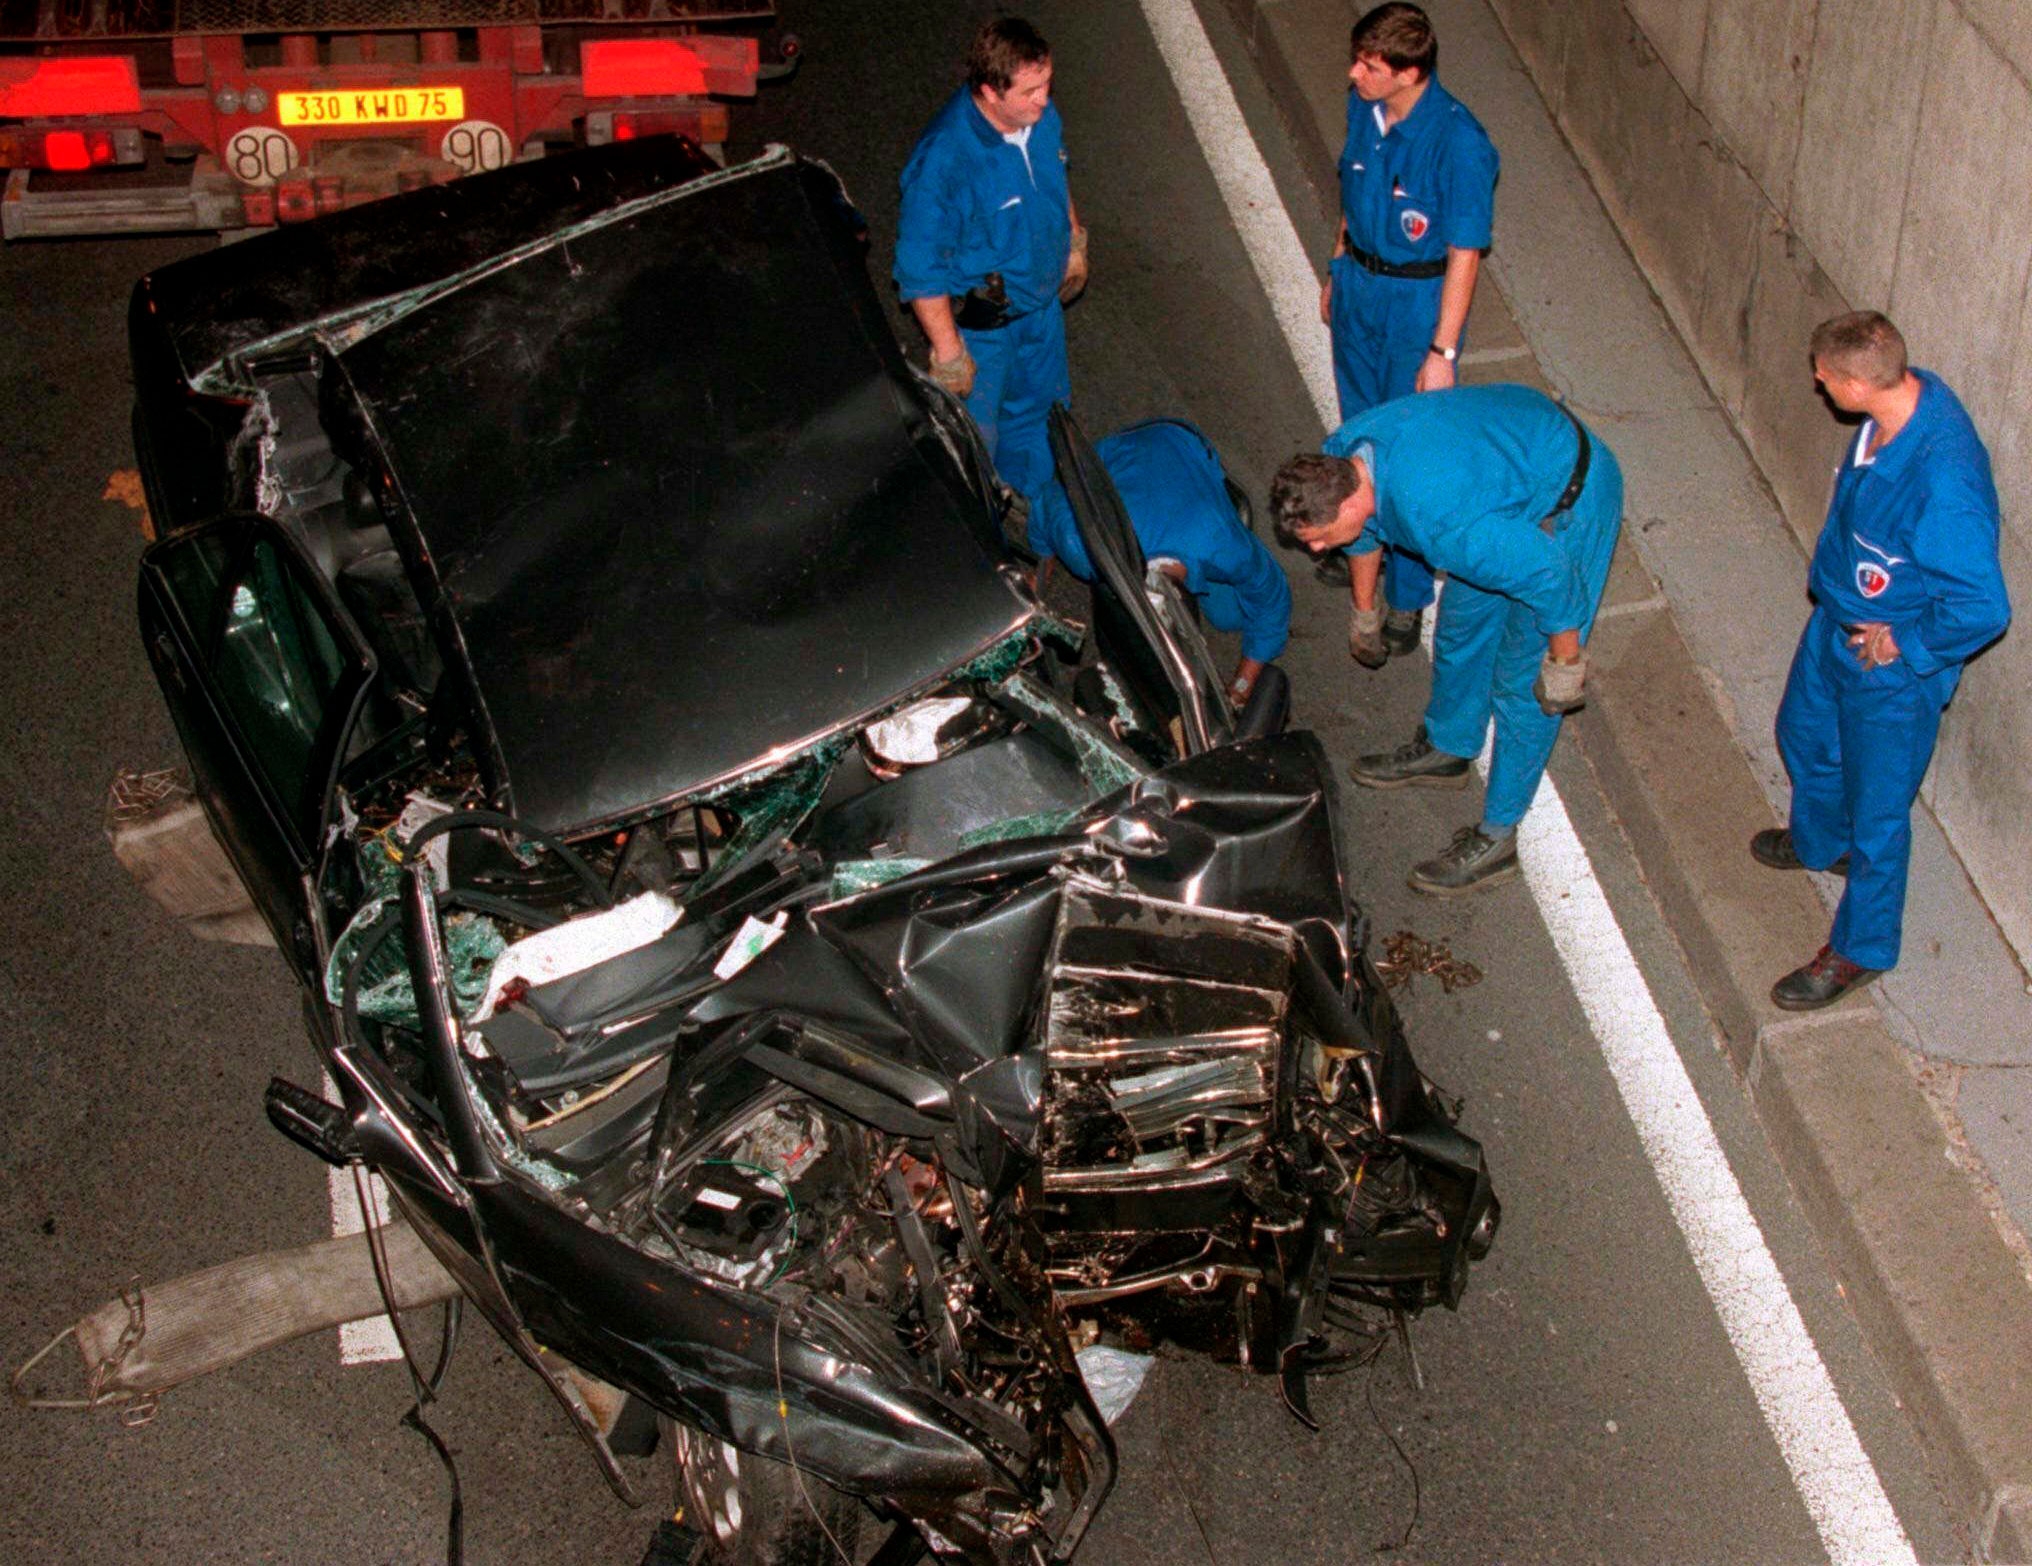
[152,631,187,690]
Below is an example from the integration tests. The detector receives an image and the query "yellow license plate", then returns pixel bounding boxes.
[278,86,465,127]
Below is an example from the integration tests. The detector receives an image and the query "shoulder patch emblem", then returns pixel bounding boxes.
[1856,561,1892,599]
[1400,208,1431,242]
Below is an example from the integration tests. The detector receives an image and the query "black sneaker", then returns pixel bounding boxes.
[1750,828,1850,877]
[1409,826,1520,895]
[1351,728,1472,790]
[1382,607,1424,655]
[1771,945,1881,1010]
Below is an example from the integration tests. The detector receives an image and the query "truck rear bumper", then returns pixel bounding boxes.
[2,165,245,239]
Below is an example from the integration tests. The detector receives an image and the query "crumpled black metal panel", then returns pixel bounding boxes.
[131,138,720,390]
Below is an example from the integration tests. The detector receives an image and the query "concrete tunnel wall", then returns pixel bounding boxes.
[1481,0,2032,964]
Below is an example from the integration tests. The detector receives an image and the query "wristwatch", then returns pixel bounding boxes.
[1428,342,1459,362]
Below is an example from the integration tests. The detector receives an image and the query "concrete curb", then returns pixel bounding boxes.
[1215,0,2032,1557]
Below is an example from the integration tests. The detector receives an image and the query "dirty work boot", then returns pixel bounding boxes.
[1749,827,1850,877]
[1382,606,1424,656]
[1350,727,1472,790]
[1771,945,1881,1011]
[1409,826,1519,895]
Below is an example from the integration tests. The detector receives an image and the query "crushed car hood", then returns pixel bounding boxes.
[340,152,1027,831]
[147,145,1031,833]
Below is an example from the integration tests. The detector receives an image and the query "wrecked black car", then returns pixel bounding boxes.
[112,138,1496,1564]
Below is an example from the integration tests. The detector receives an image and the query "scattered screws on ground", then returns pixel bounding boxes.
[1377,931,1484,994]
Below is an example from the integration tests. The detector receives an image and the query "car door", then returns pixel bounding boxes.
[1046,404,1235,755]
[139,514,377,981]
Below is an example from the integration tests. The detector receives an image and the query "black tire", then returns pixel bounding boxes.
[663,1415,861,1566]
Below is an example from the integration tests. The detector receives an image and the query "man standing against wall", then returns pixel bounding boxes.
[1270,385,1621,894]
[1758,313,2010,1009]
[1321,2,1498,660]
[895,18,1087,517]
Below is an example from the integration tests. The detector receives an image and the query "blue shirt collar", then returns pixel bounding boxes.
[1852,369,1942,479]
[1374,75,1449,140]
[963,89,1008,146]
[1341,441,1382,553]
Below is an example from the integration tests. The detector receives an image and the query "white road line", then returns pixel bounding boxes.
[1133,3,1916,1561]
[1132,0,1338,424]
[1511,776,1914,1563]
[324,1071,403,1364]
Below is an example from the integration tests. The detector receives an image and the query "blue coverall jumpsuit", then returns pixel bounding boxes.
[1775,369,2010,970]
[1030,419,1293,667]
[895,88,1073,511]
[1328,385,1621,831]
[1331,78,1498,618]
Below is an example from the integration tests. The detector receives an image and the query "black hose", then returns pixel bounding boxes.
[357,1163,467,1566]
[341,907,407,1056]
[437,887,564,931]
[398,808,613,908]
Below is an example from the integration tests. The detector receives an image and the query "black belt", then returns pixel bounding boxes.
[1541,404,1593,532]
[1344,244,1447,280]
[954,272,1043,332]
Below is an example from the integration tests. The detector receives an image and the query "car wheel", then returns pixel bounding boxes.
[664,1415,861,1566]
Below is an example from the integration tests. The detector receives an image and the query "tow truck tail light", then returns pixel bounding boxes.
[584,106,729,147]
[44,129,90,169]
[581,39,707,98]
[0,55,143,117]
[580,34,758,98]
[0,125,143,170]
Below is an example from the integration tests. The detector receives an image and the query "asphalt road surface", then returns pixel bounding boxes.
[0,2,1967,1562]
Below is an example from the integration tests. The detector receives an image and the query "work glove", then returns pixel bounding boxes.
[1534,650,1588,715]
[930,346,976,399]
[1349,604,1389,669]
[1060,226,1090,305]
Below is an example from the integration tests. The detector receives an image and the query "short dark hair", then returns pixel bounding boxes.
[1809,310,1908,389]
[1351,3,1437,78]
[967,17,1051,93]
[1270,453,1358,545]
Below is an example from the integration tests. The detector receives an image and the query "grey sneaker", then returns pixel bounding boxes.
[1409,826,1519,895]
[1382,607,1423,656]
[1350,728,1472,790]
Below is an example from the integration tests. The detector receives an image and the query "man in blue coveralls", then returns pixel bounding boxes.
[1758,313,2010,1010]
[1270,385,1621,894]
[895,18,1087,515]
[1320,3,1497,663]
[1030,419,1293,706]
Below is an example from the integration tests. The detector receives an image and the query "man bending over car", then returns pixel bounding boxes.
[1030,417,1291,708]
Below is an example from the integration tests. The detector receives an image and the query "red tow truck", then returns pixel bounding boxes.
[0,0,794,239]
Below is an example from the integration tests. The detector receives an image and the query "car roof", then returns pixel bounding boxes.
[327,149,1026,833]
[133,137,724,392]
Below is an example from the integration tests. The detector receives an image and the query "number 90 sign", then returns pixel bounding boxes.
[440,120,513,175]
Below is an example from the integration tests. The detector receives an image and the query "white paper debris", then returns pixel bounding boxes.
[712,910,789,981]
[864,696,974,766]
[1076,1344,1154,1427]
[394,793,454,890]
[473,890,683,1022]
